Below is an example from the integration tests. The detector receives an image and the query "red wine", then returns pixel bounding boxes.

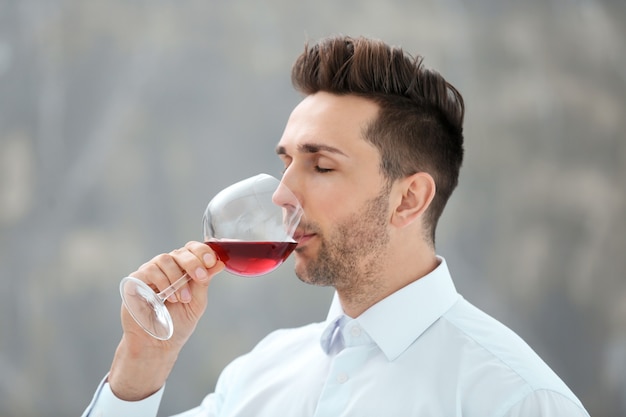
[206,240,297,277]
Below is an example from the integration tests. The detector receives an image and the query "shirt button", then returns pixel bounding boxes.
[337,372,349,384]
[350,326,362,337]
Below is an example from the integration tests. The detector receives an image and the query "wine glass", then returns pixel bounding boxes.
[119,173,303,340]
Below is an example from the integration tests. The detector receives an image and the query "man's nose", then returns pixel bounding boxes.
[272,179,300,211]
[273,166,302,209]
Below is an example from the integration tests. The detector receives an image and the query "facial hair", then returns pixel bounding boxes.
[296,185,391,299]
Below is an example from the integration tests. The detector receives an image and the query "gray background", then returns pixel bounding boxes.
[0,0,624,416]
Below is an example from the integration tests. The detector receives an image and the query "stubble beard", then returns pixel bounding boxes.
[295,187,391,302]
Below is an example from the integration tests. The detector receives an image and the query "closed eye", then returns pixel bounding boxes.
[314,166,333,173]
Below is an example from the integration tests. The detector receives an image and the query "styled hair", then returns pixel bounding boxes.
[291,35,465,245]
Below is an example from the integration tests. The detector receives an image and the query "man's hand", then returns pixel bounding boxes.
[108,241,224,401]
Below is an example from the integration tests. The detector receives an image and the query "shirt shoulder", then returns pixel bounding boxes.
[438,298,586,412]
[250,321,327,353]
[216,321,327,387]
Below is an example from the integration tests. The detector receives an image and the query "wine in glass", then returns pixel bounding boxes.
[119,173,303,340]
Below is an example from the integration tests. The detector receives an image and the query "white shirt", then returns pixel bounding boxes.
[83,257,589,417]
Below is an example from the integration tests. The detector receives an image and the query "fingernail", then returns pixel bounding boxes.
[195,267,208,281]
[203,253,215,266]
[180,287,192,302]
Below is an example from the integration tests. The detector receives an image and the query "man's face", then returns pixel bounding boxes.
[276,92,392,291]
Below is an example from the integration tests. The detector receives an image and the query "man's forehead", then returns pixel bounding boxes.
[276,92,379,156]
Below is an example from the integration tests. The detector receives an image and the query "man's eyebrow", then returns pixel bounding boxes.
[275,143,347,157]
[275,145,287,156]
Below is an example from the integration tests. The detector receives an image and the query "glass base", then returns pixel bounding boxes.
[120,276,174,340]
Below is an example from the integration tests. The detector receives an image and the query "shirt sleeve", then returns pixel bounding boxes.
[81,375,165,417]
[169,355,247,417]
[504,389,590,417]
[82,352,247,417]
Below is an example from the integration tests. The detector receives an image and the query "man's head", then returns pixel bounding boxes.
[290,35,464,246]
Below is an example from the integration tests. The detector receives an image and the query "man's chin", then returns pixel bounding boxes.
[294,263,335,288]
[293,258,309,284]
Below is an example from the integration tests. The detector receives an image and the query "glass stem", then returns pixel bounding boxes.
[157,273,192,301]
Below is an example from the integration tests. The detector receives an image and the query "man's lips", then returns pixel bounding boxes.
[293,230,315,245]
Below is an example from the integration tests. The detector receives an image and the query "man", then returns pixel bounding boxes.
[83,35,589,416]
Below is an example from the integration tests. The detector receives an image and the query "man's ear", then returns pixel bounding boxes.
[391,172,436,228]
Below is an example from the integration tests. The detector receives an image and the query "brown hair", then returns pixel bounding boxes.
[291,35,465,245]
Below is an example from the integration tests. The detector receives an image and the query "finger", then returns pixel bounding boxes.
[174,241,223,305]
[135,253,184,303]
[156,252,192,302]
[171,242,216,283]
[183,241,218,281]
[167,243,213,303]
[188,260,225,307]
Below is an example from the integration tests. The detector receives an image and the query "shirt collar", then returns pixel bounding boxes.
[320,256,460,361]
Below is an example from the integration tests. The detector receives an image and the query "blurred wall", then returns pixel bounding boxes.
[0,0,624,416]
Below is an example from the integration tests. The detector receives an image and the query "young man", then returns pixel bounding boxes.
[83,35,589,416]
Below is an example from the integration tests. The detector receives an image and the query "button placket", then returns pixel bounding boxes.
[336,372,349,384]
[313,334,374,416]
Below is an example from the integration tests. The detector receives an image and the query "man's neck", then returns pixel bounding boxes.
[336,247,438,318]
